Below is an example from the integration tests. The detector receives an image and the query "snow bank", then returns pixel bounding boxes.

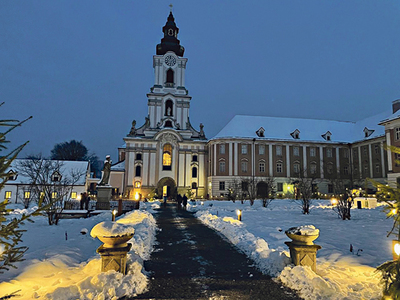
[91,221,135,238]
[193,200,385,300]
[0,210,157,300]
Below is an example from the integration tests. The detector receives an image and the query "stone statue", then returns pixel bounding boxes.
[98,155,112,186]
[128,120,136,136]
[199,123,205,137]
[167,107,172,116]
[156,121,161,129]
[144,116,150,128]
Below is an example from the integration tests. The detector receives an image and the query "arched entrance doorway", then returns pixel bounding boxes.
[257,181,268,199]
[157,177,177,200]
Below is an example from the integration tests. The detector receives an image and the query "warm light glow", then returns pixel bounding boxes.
[395,243,400,256]
[135,192,140,200]
[77,194,81,201]
[201,201,204,205]
[236,210,242,216]
[331,198,338,205]
[392,209,398,215]
[112,209,117,216]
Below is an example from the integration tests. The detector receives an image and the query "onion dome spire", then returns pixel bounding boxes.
[156,11,185,57]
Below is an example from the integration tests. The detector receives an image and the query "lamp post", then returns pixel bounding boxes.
[237,209,242,221]
[112,209,117,221]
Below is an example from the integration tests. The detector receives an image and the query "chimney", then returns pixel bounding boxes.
[393,99,400,114]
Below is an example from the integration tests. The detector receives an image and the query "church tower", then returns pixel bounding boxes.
[121,11,207,200]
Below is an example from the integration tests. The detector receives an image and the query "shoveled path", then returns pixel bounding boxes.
[128,203,300,300]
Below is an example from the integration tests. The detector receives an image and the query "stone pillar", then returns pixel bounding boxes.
[285,242,321,272]
[97,243,132,274]
[96,186,112,210]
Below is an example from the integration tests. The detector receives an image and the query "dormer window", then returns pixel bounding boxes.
[322,131,332,141]
[256,127,265,137]
[290,129,300,139]
[363,127,375,138]
[7,170,18,181]
[51,171,62,182]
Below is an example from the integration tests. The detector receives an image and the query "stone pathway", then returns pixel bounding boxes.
[127,203,300,300]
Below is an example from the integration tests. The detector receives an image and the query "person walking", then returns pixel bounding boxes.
[177,194,182,209]
[182,194,188,210]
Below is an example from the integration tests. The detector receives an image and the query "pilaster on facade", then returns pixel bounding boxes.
[358,146,362,179]
[368,144,373,178]
[286,145,290,177]
[229,142,233,176]
[336,147,340,175]
[269,144,273,176]
[234,142,238,176]
[387,131,393,171]
[381,141,386,176]
[319,146,324,179]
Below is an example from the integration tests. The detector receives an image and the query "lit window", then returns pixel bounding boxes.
[396,128,400,140]
[241,161,248,173]
[293,147,300,156]
[326,148,332,158]
[276,146,282,156]
[5,191,11,199]
[163,144,172,170]
[70,192,77,199]
[293,163,300,174]
[310,147,316,157]
[220,144,225,154]
[259,162,265,173]
[52,192,58,199]
[276,162,283,173]
[219,161,225,173]
[259,145,265,155]
[241,144,248,154]
[219,181,225,191]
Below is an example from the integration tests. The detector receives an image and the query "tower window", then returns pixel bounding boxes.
[165,120,173,127]
[166,69,174,86]
[136,153,142,160]
[192,155,198,162]
[135,165,142,177]
[165,100,173,116]
[192,167,198,178]
[163,144,172,170]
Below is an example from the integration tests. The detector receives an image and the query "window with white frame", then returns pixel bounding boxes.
[343,166,349,175]
[241,144,248,154]
[363,146,367,156]
[276,145,282,156]
[219,181,225,191]
[5,191,11,199]
[374,144,379,155]
[259,162,265,173]
[220,144,225,154]
[310,163,317,174]
[293,146,300,156]
[326,148,332,158]
[241,161,248,173]
[51,192,58,199]
[327,164,333,174]
[375,163,380,174]
[310,147,316,157]
[343,149,349,158]
[396,128,400,140]
[276,162,283,173]
[219,161,225,173]
[259,145,265,155]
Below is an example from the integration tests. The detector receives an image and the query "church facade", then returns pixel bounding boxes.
[110,12,399,200]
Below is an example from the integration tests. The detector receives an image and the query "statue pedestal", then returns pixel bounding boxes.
[96,186,112,210]
[97,243,132,274]
[285,242,321,272]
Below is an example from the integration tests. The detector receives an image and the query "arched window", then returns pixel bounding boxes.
[166,69,174,85]
[135,165,142,177]
[192,155,198,162]
[136,153,142,160]
[192,182,197,189]
[165,120,173,127]
[192,167,198,178]
[165,100,173,116]
[163,144,172,170]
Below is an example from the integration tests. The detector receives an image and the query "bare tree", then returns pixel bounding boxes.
[227,178,241,202]
[292,167,319,214]
[258,177,275,208]
[17,157,85,225]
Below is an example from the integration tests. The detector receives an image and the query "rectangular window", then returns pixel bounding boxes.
[277,183,283,192]
[326,148,332,158]
[396,128,400,140]
[276,162,283,173]
[327,164,333,174]
[353,148,358,159]
[310,164,317,174]
[363,146,367,156]
[396,153,400,167]
[328,184,333,193]
[241,181,249,192]
[293,163,300,174]
[343,149,349,158]
[5,191,11,199]
[219,181,225,191]
[293,146,300,156]
[241,161,248,173]
[220,144,225,154]
[241,144,247,154]
[375,163,380,174]
[259,145,265,155]
[364,165,368,175]
[343,166,349,175]
[310,147,316,157]
[24,191,31,199]
[259,162,265,173]
[219,161,225,173]
[374,144,379,155]
[52,192,57,199]
[276,145,282,156]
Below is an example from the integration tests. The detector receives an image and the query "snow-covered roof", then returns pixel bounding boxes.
[212,110,390,143]
[6,159,89,185]
[111,161,125,171]
[378,110,400,125]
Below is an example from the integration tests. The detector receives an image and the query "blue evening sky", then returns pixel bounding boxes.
[1,1,399,161]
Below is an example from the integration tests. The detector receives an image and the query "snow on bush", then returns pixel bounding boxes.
[0,210,157,300]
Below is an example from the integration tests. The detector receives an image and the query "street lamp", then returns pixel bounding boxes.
[237,209,242,221]
[112,209,117,221]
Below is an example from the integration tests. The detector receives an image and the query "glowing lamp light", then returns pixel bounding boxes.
[237,209,242,221]
[112,209,117,221]
[201,201,204,205]
[392,209,398,215]
[77,195,82,201]
[135,192,140,200]
[331,198,338,206]
[395,243,400,256]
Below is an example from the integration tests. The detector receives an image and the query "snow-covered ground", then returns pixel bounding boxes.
[0,204,158,300]
[189,199,391,300]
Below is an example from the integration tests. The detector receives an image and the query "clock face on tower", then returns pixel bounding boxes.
[164,55,177,67]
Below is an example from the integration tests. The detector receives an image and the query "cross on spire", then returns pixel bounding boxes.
[169,4,173,12]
